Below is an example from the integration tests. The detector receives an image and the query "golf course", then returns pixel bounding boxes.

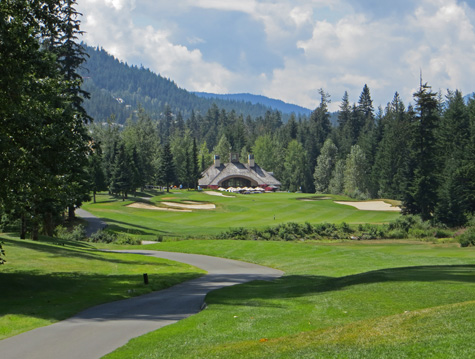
[81,190,401,239]
[1,190,474,358]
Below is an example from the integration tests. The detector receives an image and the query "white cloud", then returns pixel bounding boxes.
[77,0,475,111]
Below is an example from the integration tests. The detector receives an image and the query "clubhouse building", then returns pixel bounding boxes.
[198,153,281,190]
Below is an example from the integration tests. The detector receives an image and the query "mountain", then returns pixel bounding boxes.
[194,92,313,116]
[79,45,307,124]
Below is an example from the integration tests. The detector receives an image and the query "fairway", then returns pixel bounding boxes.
[103,240,475,359]
[82,191,400,239]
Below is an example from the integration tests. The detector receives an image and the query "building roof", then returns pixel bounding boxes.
[199,161,281,187]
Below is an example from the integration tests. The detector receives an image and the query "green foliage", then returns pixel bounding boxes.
[314,138,338,193]
[55,225,87,242]
[0,0,91,239]
[87,229,141,245]
[344,145,369,198]
[458,227,475,247]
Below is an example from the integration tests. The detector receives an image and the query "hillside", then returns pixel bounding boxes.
[194,92,312,116]
[79,45,305,124]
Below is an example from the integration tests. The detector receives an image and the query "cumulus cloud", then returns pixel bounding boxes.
[77,0,475,111]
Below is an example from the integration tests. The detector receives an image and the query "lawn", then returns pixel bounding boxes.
[82,190,400,240]
[0,235,205,340]
[103,240,475,359]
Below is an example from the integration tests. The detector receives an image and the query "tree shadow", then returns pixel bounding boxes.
[0,271,202,323]
[1,238,173,266]
[207,265,475,307]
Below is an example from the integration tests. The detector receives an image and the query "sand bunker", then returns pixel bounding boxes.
[127,202,191,212]
[335,201,401,212]
[204,191,234,198]
[162,201,216,210]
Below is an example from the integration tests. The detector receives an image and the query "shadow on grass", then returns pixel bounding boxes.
[1,238,174,266]
[0,271,201,324]
[208,265,475,306]
[101,218,167,233]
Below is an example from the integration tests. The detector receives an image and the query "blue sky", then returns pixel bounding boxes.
[78,0,475,111]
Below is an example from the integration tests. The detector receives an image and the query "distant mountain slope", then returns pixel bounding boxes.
[79,45,304,124]
[194,92,312,115]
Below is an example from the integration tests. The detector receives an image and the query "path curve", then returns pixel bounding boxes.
[75,208,108,237]
[0,250,284,359]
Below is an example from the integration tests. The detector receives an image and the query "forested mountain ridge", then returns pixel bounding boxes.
[79,45,300,124]
[193,92,312,116]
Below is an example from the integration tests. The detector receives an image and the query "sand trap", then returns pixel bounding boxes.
[162,201,215,210]
[127,202,191,212]
[204,191,234,198]
[335,201,401,212]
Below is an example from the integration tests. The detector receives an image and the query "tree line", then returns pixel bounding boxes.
[88,82,475,227]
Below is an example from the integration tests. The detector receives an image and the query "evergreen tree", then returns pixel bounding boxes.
[402,83,440,221]
[282,140,311,192]
[158,143,176,192]
[435,90,472,225]
[213,134,232,163]
[314,139,338,193]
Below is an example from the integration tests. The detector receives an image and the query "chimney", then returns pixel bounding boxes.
[248,154,255,168]
[214,155,220,168]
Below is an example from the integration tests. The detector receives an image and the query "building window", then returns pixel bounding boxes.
[222,177,251,188]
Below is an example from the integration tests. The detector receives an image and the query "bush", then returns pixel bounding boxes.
[458,228,475,247]
[115,234,141,245]
[387,229,407,239]
[55,225,86,241]
[88,229,118,243]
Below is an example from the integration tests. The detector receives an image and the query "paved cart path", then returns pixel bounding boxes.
[0,250,284,359]
[75,208,108,237]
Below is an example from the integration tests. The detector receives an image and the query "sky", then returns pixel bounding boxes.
[77,0,475,112]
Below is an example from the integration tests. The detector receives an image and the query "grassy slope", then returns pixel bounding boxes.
[104,240,475,359]
[82,191,400,239]
[0,235,205,340]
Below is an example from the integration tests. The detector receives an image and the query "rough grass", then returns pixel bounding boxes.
[103,240,475,359]
[0,235,205,339]
[82,191,400,240]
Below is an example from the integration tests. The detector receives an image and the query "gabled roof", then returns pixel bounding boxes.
[199,161,281,187]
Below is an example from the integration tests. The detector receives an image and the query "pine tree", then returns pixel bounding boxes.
[402,83,440,221]
[158,143,176,192]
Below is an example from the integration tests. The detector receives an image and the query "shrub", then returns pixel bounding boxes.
[458,228,475,247]
[55,225,86,241]
[408,228,433,239]
[387,229,407,239]
[88,229,118,243]
[115,234,141,245]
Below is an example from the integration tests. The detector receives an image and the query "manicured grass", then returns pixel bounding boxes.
[0,235,205,340]
[103,240,475,359]
[82,191,400,239]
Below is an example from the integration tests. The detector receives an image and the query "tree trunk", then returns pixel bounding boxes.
[31,222,39,241]
[68,205,75,220]
[43,212,55,237]
[20,215,27,239]
[93,190,96,203]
